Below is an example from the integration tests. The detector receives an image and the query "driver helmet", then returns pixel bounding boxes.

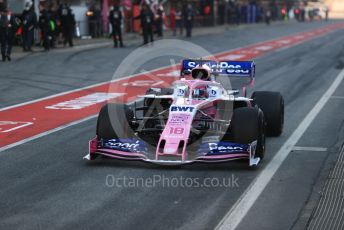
[191,64,211,81]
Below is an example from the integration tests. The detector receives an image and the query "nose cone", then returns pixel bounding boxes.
[156,138,185,160]
[163,142,179,155]
[156,106,195,160]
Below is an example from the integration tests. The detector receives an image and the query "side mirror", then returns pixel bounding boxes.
[181,69,191,76]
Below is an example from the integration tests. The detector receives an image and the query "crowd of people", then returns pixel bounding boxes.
[0,0,75,62]
[108,3,195,47]
[0,1,330,61]
[31,1,76,51]
[0,4,18,61]
[1,1,189,59]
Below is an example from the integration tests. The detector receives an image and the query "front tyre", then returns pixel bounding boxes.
[96,103,134,140]
[231,107,265,159]
[251,91,284,136]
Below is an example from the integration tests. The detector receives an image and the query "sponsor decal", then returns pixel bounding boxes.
[187,61,208,68]
[217,62,251,75]
[208,143,245,151]
[169,114,190,124]
[46,93,125,110]
[184,60,252,75]
[217,62,245,69]
[198,142,248,155]
[0,121,33,133]
[177,89,185,96]
[224,68,250,74]
[207,86,219,97]
[102,139,147,153]
[176,87,188,97]
[170,106,195,113]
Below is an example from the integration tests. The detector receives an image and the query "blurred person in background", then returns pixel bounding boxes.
[308,9,314,21]
[265,8,271,25]
[173,6,183,36]
[170,6,175,35]
[155,3,163,37]
[183,4,194,38]
[324,6,329,21]
[0,4,19,61]
[21,0,37,52]
[301,8,305,22]
[134,3,154,45]
[87,5,101,38]
[234,3,241,25]
[109,5,123,48]
[48,5,57,48]
[58,3,75,47]
[294,8,301,21]
[39,3,53,51]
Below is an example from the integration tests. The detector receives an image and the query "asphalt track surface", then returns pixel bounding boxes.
[1,21,344,230]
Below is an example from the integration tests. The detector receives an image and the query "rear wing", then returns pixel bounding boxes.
[181,59,255,78]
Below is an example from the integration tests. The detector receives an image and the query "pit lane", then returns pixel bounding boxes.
[1,20,344,230]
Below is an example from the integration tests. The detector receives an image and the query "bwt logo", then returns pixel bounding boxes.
[171,106,195,113]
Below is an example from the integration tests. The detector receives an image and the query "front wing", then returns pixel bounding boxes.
[84,138,260,166]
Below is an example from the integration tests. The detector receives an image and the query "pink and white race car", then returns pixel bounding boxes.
[84,59,284,166]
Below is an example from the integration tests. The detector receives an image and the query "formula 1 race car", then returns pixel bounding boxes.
[84,59,284,166]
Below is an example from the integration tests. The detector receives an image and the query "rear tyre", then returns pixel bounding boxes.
[231,107,265,159]
[145,87,174,96]
[251,91,284,136]
[96,103,134,139]
[144,88,173,105]
[144,87,174,114]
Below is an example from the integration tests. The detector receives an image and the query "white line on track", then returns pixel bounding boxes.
[0,65,172,112]
[0,115,97,153]
[331,95,344,99]
[215,69,344,230]
[0,64,173,152]
[292,146,328,152]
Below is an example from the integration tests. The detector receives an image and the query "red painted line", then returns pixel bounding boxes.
[1,22,344,149]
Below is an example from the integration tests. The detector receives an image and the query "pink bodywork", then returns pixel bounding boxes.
[156,111,193,161]
[87,79,257,165]
[155,79,220,161]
